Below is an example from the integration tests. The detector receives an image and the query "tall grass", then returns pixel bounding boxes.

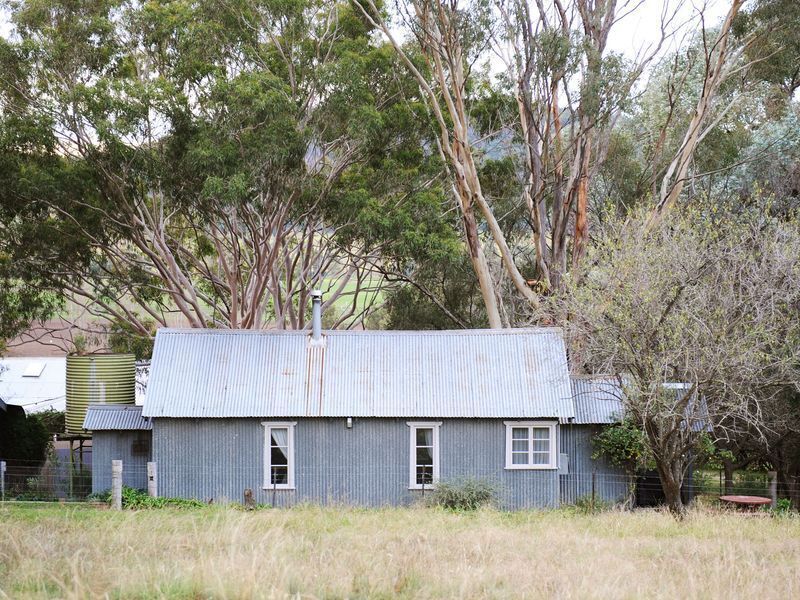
[1,504,798,599]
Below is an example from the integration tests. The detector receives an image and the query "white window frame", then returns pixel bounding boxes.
[504,421,557,470]
[261,421,297,490]
[407,421,442,490]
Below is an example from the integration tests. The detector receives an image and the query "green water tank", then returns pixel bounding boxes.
[66,354,136,435]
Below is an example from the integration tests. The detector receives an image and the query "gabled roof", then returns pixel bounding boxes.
[570,377,625,424]
[83,404,151,431]
[142,328,575,420]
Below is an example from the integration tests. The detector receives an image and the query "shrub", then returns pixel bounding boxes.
[572,495,612,514]
[92,486,206,509]
[424,478,496,511]
[0,410,51,465]
[764,498,794,515]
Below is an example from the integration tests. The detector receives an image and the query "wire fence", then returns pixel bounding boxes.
[2,457,798,510]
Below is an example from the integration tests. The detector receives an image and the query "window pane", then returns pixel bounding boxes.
[512,451,528,465]
[512,439,529,452]
[270,445,288,466]
[511,427,529,440]
[271,428,289,448]
[416,428,433,446]
[533,439,549,452]
[270,465,288,484]
[416,446,433,465]
[532,427,549,440]
[416,465,434,484]
[532,451,550,465]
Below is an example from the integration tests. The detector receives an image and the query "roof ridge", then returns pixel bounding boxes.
[156,327,564,336]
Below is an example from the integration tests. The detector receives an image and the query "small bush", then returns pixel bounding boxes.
[92,486,206,509]
[571,495,612,514]
[424,478,496,511]
[763,498,795,515]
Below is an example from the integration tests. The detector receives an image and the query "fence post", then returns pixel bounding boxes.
[768,470,778,509]
[111,460,123,510]
[1,461,5,502]
[147,462,157,498]
[591,470,596,511]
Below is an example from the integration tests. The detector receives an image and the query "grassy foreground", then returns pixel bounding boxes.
[1,504,799,599]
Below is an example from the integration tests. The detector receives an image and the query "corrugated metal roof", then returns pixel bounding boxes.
[0,357,66,413]
[570,378,710,430]
[570,377,625,424]
[83,404,152,431]
[143,328,575,420]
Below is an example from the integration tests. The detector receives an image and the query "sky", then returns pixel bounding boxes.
[607,0,731,58]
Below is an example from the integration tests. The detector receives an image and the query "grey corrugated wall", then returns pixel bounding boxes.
[91,431,151,493]
[152,418,559,509]
[559,424,629,505]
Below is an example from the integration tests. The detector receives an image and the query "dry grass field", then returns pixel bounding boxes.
[1,504,799,599]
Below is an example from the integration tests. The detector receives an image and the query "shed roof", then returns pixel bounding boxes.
[143,328,575,420]
[569,378,710,430]
[83,404,151,431]
[570,377,625,424]
[0,357,66,413]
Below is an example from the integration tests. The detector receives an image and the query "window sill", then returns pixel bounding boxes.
[262,485,296,491]
[409,485,437,491]
[504,465,557,470]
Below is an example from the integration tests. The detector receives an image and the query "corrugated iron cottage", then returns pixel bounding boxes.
[86,294,628,508]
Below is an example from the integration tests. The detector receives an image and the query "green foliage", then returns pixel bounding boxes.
[570,495,612,514]
[108,318,155,360]
[423,478,496,511]
[92,486,207,509]
[770,498,794,514]
[0,0,452,334]
[384,250,489,329]
[736,0,800,100]
[592,420,653,474]
[693,434,733,471]
[35,409,65,436]
[0,409,51,465]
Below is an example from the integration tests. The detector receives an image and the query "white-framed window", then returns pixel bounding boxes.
[262,422,297,490]
[407,422,441,489]
[504,421,557,469]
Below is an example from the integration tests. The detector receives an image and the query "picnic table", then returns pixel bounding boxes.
[719,495,772,510]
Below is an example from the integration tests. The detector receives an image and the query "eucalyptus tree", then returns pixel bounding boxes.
[0,0,448,340]
[356,0,751,327]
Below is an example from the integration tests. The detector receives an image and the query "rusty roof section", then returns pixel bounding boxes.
[142,328,575,420]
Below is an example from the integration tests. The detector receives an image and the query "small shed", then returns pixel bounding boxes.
[83,405,151,493]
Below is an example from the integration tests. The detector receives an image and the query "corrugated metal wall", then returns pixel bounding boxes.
[559,425,629,505]
[152,418,560,509]
[91,431,151,493]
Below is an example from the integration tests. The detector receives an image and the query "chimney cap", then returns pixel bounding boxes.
[310,289,323,299]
